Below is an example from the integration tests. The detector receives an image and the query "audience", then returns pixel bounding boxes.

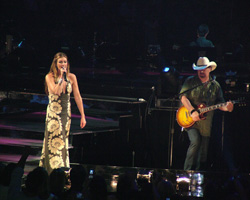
[0,162,16,200]
[25,167,54,199]
[5,147,250,200]
[137,177,155,200]
[8,165,56,200]
[86,175,108,200]
[7,147,56,200]
[156,179,175,200]
[116,172,139,200]
[49,168,67,199]
[64,164,87,200]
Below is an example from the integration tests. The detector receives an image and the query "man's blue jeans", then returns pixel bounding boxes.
[184,128,210,170]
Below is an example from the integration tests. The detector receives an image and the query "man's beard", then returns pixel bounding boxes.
[199,73,206,79]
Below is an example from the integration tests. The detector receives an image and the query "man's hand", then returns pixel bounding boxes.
[226,101,234,112]
[191,110,201,122]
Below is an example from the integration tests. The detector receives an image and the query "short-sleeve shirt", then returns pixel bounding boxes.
[190,37,215,48]
[179,75,225,136]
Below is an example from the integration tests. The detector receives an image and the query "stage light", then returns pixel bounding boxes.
[163,67,170,73]
[17,39,25,48]
[176,177,190,183]
[18,41,23,48]
[156,66,180,98]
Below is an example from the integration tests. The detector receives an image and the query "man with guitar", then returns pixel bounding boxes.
[179,57,234,171]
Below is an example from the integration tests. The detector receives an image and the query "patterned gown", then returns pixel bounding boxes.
[39,81,72,174]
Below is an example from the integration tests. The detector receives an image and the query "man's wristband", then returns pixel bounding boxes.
[190,109,197,115]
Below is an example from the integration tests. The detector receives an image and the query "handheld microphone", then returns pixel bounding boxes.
[63,72,68,82]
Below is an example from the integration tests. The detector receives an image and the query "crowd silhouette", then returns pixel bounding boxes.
[1,146,250,200]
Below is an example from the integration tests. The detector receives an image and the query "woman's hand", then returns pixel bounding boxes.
[80,116,86,129]
[60,67,67,79]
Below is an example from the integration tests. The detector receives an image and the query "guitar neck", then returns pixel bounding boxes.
[200,101,236,114]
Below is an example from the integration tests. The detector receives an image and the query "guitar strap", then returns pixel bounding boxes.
[203,79,214,106]
[206,83,212,106]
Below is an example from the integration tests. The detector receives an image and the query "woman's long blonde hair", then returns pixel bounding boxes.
[45,52,70,95]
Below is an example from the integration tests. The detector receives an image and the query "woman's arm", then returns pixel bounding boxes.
[46,73,66,95]
[71,73,86,128]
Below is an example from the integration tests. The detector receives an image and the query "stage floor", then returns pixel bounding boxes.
[0,91,119,173]
[1,91,250,199]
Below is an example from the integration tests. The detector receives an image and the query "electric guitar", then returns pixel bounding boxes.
[176,99,243,128]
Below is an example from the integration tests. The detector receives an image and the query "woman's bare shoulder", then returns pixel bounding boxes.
[68,73,77,82]
[68,73,76,78]
[46,72,53,77]
[46,72,54,81]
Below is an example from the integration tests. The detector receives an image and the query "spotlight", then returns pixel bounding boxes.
[157,66,180,98]
[163,66,170,73]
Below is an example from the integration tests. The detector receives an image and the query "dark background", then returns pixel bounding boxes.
[1,0,249,71]
[1,0,250,171]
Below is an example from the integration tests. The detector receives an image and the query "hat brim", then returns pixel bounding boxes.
[192,61,217,71]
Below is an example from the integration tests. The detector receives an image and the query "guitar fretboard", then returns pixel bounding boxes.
[199,100,237,114]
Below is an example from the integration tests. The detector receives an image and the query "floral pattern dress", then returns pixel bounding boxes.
[39,81,72,174]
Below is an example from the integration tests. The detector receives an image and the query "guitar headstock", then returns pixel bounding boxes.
[233,97,247,107]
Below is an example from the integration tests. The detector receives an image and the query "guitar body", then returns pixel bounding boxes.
[176,106,195,128]
[176,104,206,128]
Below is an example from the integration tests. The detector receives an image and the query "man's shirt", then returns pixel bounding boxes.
[179,75,224,136]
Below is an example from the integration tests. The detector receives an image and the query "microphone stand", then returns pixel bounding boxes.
[177,78,214,98]
[167,96,177,168]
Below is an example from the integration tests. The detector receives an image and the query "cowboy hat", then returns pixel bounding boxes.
[192,57,217,71]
